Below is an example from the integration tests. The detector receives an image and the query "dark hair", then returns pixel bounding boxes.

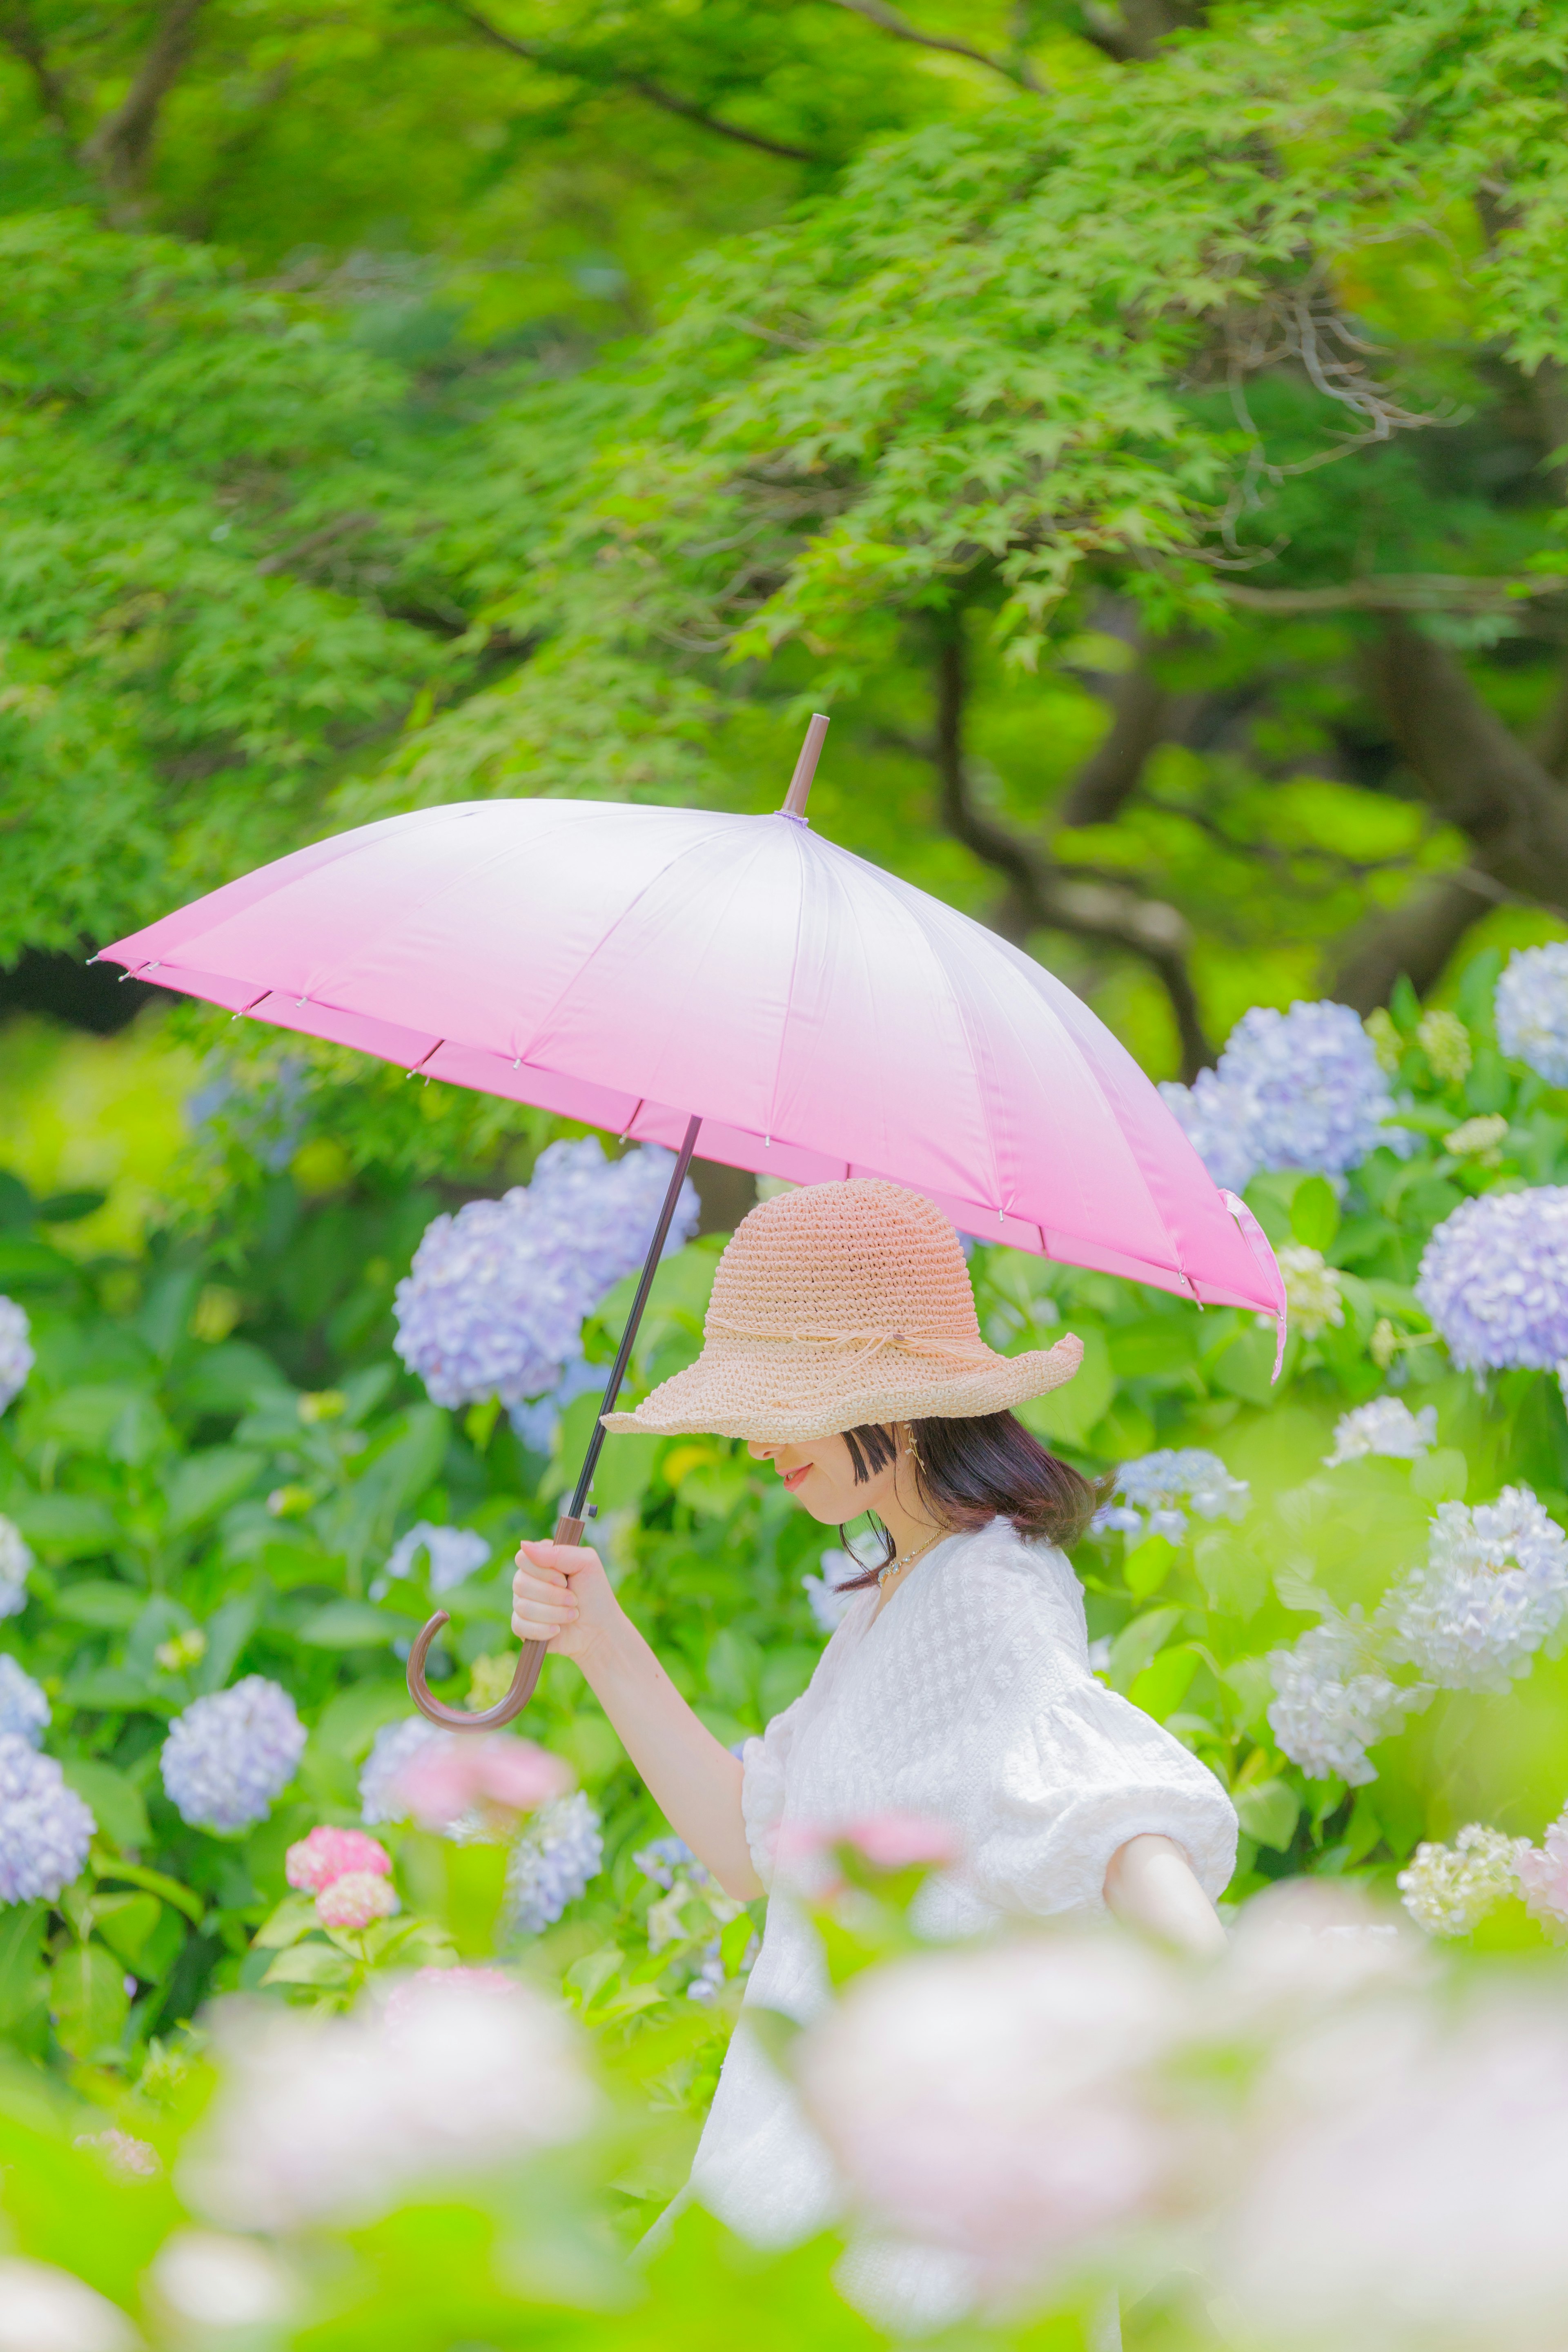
[835,1412,1106,1590]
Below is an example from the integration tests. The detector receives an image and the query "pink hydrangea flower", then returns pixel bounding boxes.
[383,1965,515,2029]
[285,1825,393,1894]
[316,1872,400,1931]
[1515,1813,1568,1930]
[778,1811,962,1896]
[388,1734,571,1835]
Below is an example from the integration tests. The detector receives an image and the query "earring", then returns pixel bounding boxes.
[904,1425,922,1468]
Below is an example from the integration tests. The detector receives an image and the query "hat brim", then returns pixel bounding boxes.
[601,1331,1084,1443]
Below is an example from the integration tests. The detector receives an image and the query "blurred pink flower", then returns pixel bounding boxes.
[1515,1811,1568,1930]
[74,2127,160,2178]
[388,1734,570,1835]
[383,1965,515,2029]
[286,1825,393,1893]
[797,1931,1186,2302]
[316,1872,400,1931]
[777,1811,962,1896]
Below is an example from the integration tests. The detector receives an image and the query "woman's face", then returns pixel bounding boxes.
[746,1432,899,1525]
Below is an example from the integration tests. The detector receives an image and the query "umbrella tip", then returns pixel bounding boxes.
[780,713,831,822]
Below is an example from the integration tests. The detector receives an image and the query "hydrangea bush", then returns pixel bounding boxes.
[4,942,1568,2221]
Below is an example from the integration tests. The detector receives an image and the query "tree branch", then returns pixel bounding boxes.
[1330,875,1495,1013]
[445,2,818,162]
[79,0,209,207]
[0,2,77,137]
[820,0,1045,91]
[1225,573,1563,617]
[929,624,1212,1075]
[1059,659,1173,826]
[1079,0,1205,63]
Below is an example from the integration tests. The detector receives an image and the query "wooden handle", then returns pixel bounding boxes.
[405,1511,592,1729]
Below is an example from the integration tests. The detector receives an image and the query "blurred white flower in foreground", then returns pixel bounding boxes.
[147,2232,294,2329]
[1216,1992,1568,2352]
[797,1934,1185,2305]
[0,2259,135,2352]
[184,1971,595,2231]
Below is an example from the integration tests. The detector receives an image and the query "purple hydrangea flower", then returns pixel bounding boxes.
[0,1734,95,1901]
[1386,1488,1568,1693]
[1162,1001,1408,1188]
[393,1140,699,1410]
[359,1715,443,1825]
[508,1356,608,1454]
[0,1517,31,1621]
[1416,1187,1568,1373]
[505,1791,603,1933]
[1092,1448,1248,1546]
[0,1298,32,1414]
[375,1522,492,1599]
[633,1834,697,1891]
[0,1655,49,1746]
[160,1676,306,1832]
[1495,943,1568,1087]
[1267,1618,1430,1785]
[1158,1070,1260,1194]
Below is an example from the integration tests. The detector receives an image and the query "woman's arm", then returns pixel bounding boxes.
[512,1539,763,1900]
[1104,1833,1227,1956]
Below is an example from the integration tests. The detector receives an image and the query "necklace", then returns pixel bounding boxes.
[876,1528,948,1587]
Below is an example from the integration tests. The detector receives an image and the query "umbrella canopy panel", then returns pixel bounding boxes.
[98,799,1283,1322]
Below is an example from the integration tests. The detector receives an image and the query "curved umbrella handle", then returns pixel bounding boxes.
[406,1513,586,1728]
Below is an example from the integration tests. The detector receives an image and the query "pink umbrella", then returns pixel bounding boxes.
[97,720,1283,1726]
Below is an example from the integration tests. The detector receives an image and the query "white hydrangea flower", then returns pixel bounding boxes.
[1396,1826,1530,1938]
[802,1552,860,1634]
[1415,1008,1472,1084]
[1495,941,1568,1086]
[376,1521,492,1599]
[1387,1487,1568,1693]
[0,1516,32,1620]
[1267,1619,1429,1785]
[1443,1114,1507,1165]
[1278,1243,1344,1339]
[0,1297,32,1414]
[1323,1397,1438,1467]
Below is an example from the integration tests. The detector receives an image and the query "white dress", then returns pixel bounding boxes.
[686,1514,1238,2251]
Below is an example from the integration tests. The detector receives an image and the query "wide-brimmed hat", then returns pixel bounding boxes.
[601,1178,1082,1444]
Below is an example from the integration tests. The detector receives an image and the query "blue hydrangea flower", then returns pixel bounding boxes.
[0,1655,49,1746]
[1386,1487,1568,1693]
[160,1676,306,1832]
[633,1834,697,1891]
[1266,1618,1429,1786]
[1416,1187,1568,1372]
[505,1791,603,1933]
[376,1522,492,1600]
[1495,943,1568,1086]
[359,1715,443,1824]
[1158,1070,1260,1194]
[0,1298,32,1415]
[1324,1397,1437,1467]
[0,1734,95,1901]
[1162,1000,1408,1188]
[0,1517,31,1621]
[1092,1448,1248,1546]
[394,1140,699,1410]
[509,1356,609,1455]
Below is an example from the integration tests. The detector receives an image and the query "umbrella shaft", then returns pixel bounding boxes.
[569,1113,703,1520]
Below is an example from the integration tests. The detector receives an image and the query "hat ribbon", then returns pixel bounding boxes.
[703,1314,1000,1368]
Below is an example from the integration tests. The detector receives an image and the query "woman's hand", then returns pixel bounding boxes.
[511,1539,622,1665]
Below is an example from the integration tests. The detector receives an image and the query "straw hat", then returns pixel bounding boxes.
[601,1178,1082,1444]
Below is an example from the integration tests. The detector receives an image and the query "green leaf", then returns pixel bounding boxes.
[58,1667,163,1712]
[261,1940,355,1988]
[49,1940,129,2060]
[169,1340,290,1416]
[1290,1175,1341,1252]
[1411,1446,1467,1503]
[7,1492,118,1557]
[1015,1323,1114,1448]
[1127,1644,1199,1722]
[59,1759,149,1852]
[92,1891,161,1969]
[1234,1777,1301,1853]
[92,1855,205,1925]
[1107,1318,1196,1381]
[0,1902,47,2029]
[296,1599,422,1647]
[253,1892,322,1951]
[1108,1604,1181,1692]
[194,1591,260,1692]
[1123,1533,1176,1597]
[165,1447,265,1535]
[51,1578,143,1629]
[1209,1323,1279,1406]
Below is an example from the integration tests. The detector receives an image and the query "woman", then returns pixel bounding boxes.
[512,1178,1236,2260]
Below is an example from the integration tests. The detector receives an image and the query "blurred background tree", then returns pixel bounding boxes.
[3,0,1566,1095]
